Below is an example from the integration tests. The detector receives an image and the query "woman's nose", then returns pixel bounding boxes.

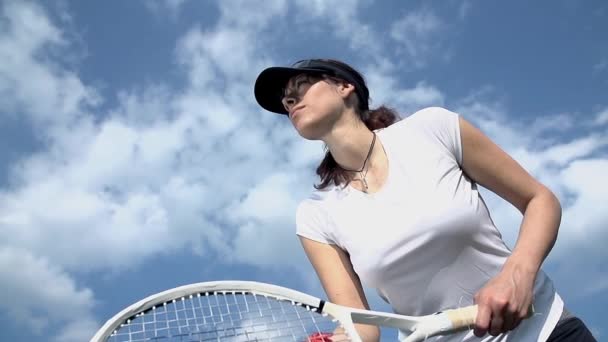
[284,97,298,109]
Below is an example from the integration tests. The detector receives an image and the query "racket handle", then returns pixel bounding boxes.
[444,304,478,330]
[443,303,534,331]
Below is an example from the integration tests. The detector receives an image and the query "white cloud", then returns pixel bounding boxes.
[528,112,576,135]
[0,247,96,341]
[593,58,607,74]
[175,9,281,87]
[54,319,101,342]
[454,94,529,148]
[0,3,101,340]
[539,135,608,167]
[0,0,319,280]
[289,3,449,68]
[579,273,608,298]
[364,61,445,114]
[0,0,99,127]
[143,0,189,18]
[595,107,608,125]
[1,1,606,340]
[558,158,608,240]
[232,173,300,222]
[458,0,473,20]
[453,93,608,277]
[218,0,287,30]
[395,81,445,109]
[390,9,443,67]
[293,0,382,58]
[226,173,311,267]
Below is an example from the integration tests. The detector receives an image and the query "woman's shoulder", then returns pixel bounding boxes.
[305,184,346,202]
[380,106,459,137]
[296,187,341,226]
[391,106,458,127]
[298,184,351,213]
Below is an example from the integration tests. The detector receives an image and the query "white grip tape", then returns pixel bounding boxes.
[444,305,478,330]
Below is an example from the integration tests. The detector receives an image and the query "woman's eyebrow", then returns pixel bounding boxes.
[283,75,309,97]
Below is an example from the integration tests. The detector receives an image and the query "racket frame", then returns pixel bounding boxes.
[91,280,478,342]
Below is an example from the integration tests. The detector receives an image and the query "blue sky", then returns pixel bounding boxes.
[0,0,606,341]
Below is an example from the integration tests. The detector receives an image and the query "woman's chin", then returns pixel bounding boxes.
[292,114,331,141]
[295,126,324,141]
[292,120,318,140]
[296,129,321,140]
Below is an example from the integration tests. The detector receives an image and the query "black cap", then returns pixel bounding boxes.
[254,59,369,115]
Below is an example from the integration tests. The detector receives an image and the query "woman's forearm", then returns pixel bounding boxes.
[354,323,380,342]
[506,188,562,273]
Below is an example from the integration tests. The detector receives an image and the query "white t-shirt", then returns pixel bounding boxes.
[296,107,563,341]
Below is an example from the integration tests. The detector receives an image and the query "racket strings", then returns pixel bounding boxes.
[107,291,348,341]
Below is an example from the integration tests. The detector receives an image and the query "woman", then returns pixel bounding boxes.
[254,59,595,341]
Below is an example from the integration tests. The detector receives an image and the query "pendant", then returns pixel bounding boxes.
[361,177,369,192]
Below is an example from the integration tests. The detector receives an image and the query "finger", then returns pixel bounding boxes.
[509,306,530,331]
[489,310,504,336]
[508,302,533,332]
[330,326,347,341]
[474,302,492,337]
[307,332,333,342]
[502,312,516,332]
[329,332,349,342]
[490,299,513,336]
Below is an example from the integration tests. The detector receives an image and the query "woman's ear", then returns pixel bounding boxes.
[338,82,356,99]
[338,82,360,110]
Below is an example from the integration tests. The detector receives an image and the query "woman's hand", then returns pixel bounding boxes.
[305,328,350,342]
[306,332,334,341]
[473,262,536,337]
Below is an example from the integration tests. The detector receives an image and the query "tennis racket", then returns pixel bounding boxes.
[91,280,480,342]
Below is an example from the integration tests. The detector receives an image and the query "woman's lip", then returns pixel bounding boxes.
[290,106,304,118]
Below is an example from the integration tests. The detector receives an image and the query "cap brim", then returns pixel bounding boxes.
[254,66,326,115]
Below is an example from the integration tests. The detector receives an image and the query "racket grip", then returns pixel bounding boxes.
[444,305,478,330]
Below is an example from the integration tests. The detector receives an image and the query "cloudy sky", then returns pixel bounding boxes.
[0,0,606,341]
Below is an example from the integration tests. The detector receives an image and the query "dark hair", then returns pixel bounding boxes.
[312,59,400,190]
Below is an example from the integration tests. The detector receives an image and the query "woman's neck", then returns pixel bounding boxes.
[323,115,379,172]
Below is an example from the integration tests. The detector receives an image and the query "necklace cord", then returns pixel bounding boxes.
[337,132,376,173]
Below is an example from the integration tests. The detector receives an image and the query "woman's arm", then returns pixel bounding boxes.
[459,116,562,337]
[299,237,380,342]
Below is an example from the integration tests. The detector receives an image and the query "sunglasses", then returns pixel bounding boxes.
[281,74,327,112]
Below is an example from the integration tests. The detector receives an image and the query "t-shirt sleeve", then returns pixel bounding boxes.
[411,107,463,165]
[295,199,336,245]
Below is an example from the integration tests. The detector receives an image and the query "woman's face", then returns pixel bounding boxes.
[282,73,354,140]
